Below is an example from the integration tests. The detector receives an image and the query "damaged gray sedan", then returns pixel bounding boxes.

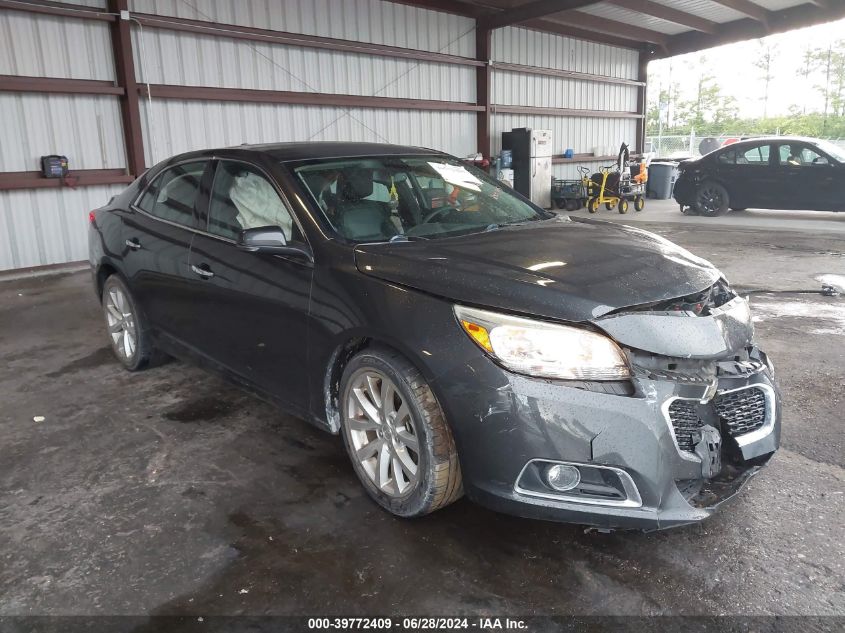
[90,144,779,531]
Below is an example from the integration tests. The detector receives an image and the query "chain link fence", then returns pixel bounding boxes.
[645,134,845,159]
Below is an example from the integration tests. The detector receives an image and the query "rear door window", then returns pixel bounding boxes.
[137,161,207,227]
[737,145,770,165]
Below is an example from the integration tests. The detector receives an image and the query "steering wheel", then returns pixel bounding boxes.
[422,206,457,224]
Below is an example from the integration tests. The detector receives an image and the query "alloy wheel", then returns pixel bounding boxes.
[104,286,137,361]
[345,370,420,497]
[697,185,724,214]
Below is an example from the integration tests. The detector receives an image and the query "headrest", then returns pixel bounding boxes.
[340,168,374,201]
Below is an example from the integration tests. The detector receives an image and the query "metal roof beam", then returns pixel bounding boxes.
[478,0,601,30]
[654,1,845,58]
[606,0,718,33]
[546,10,668,45]
[710,0,770,24]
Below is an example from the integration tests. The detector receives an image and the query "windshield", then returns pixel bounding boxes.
[293,155,551,241]
[813,139,845,163]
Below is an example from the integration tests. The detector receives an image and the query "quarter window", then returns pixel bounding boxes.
[137,162,206,226]
[207,161,298,241]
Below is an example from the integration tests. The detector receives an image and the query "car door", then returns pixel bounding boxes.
[186,158,313,414]
[123,160,211,342]
[718,143,778,209]
[773,143,839,210]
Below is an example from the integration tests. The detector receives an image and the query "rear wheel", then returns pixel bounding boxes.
[340,347,462,518]
[101,275,162,371]
[605,200,617,211]
[618,199,630,214]
[587,197,600,214]
[695,181,730,217]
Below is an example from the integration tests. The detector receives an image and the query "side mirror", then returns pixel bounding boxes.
[237,226,313,262]
[813,157,830,166]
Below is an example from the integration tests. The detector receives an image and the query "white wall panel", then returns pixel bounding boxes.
[491,113,637,178]
[129,0,475,57]
[492,70,637,111]
[0,11,114,80]
[131,27,474,102]
[140,99,476,166]
[493,26,639,80]
[0,93,126,172]
[0,185,124,271]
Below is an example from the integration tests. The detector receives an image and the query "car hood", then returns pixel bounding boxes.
[353,216,721,323]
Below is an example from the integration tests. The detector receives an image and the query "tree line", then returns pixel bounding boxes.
[647,39,845,138]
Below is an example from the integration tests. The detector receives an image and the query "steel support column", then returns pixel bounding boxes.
[108,0,145,175]
[476,26,492,159]
[636,54,649,155]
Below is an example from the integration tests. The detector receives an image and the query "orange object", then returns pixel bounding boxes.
[633,160,648,184]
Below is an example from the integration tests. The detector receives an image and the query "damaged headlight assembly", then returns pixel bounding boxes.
[454,305,631,381]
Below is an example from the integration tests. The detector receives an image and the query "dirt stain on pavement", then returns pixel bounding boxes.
[45,346,114,378]
[163,397,238,423]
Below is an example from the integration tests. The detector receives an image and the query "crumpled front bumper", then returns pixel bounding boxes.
[433,297,780,531]
[442,361,779,531]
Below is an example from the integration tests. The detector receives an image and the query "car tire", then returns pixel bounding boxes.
[694,181,730,217]
[101,274,164,371]
[339,346,463,518]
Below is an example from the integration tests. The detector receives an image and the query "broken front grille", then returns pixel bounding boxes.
[714,387,768,436]
[667,400,703,452]
[668,386,768,454]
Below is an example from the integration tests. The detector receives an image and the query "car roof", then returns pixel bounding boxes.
[723,136,822,147]
[171,142,448,164]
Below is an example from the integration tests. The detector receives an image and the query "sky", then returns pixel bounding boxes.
[647,17,845,120]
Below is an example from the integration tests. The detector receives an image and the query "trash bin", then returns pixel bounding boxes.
[647,161,679,200]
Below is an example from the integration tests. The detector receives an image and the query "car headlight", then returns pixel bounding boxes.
[454,305,631,381]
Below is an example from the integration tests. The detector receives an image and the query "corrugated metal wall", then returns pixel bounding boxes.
[0,6,124,271]
[130,0,478,166]
[492,26,640,179]
[141,100,476,166]
[0,185,126,270]
[129,0,475,57]
[1,1,641,271]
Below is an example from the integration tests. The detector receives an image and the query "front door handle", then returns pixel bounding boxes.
[125,239,141,250]
[191,264,214,279]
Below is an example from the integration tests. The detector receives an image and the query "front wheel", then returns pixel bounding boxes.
[605,200,617,211]
[340,347,463,518]
[695,181,730,217]
[618,199,630,214]
[587,197,600,214]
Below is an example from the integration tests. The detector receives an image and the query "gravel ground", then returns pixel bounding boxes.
[0,220,843,619]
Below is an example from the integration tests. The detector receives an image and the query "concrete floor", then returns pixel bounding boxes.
[1,205,844,618]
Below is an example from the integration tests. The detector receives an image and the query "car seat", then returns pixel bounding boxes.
[336,168,395,240]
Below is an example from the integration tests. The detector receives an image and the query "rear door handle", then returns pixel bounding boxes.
[125,239,141,250]
[191,264,214,279]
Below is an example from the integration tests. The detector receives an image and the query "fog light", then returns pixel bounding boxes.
[545,464,581,491]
